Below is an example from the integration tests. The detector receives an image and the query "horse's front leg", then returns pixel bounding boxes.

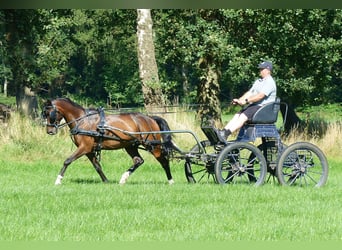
[55,148,86,185]
[86,152,109,183]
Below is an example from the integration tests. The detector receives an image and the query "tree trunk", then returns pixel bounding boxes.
[197,57,222,127]
[136,9,165,111]
[5,10,38,118]
[3,77,8,97]
[16,86,38,118]
[181,64,190,103]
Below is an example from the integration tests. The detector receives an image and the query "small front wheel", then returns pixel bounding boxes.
[184,140,217,183]
[214,142,267,186]
[276,142,328,187]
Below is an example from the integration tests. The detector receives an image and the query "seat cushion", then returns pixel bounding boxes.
[250,98,280,124]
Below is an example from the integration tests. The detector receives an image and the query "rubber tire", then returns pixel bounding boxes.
[184,140,217,183]
[215,142,267,186]
[276,142,328,187]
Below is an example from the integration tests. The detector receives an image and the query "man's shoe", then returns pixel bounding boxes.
[216,129,227,143]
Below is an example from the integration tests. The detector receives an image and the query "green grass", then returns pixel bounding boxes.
[1,139,342,241]
[1,158,342,241]
[1,110,342,242]
[296,103,342,122]
[0,94,16,106]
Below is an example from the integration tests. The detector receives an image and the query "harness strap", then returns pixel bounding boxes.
[69,110,163,157]
[95,107,106,154]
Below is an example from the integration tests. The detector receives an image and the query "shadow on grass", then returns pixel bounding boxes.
[69,178,170,185]
[69,178,115,184]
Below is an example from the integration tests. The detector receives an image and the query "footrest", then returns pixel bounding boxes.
[201,126,225,145]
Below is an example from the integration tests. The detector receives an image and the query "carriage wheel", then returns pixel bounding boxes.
[184,140,218,183]
[276,142,328,187]
[215,142,267,186]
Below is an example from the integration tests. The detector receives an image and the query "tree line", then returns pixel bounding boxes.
[0,9,341,120]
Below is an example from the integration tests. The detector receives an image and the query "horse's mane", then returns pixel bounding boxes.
[55,97,85,111]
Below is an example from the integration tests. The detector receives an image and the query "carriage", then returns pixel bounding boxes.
[42,98,328,187]
[179,98,329,187]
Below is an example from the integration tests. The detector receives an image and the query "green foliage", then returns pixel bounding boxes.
[296,103,342,123]
[0,9,340,107]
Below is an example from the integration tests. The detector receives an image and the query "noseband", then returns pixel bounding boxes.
[43,104,62,130]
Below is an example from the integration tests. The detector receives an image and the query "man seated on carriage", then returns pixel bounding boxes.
[216,60,277,142]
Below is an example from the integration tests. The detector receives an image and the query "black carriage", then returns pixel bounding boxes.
[178,98,329,187]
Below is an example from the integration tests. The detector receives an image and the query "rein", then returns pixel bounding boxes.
[44,105,98,130]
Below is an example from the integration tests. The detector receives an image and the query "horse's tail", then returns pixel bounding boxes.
[151,116,182,154]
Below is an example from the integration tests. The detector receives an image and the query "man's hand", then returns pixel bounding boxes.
[231,98,245,106]
[231,98,239,105]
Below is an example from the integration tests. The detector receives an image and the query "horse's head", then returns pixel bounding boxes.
[41,99,64,135]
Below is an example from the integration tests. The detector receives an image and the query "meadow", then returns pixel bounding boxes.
[0,107,341,242]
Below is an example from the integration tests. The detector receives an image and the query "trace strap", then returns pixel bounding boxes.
[95,107,106,159]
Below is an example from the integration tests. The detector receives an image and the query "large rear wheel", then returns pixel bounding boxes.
[276,142,328,187]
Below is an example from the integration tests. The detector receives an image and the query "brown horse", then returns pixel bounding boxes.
[42,97,177,185]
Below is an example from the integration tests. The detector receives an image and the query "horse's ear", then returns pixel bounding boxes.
[40,99,53,112]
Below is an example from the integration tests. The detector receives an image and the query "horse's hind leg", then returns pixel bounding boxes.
[86,152,109,183]
[119,147,144,184]
[156,154,174,185]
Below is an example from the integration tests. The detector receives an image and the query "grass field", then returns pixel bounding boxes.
[0,109,341,242]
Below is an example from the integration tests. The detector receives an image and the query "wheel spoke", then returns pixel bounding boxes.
[215,142,267,186]
[184,140,218,184]
[276,142,328,187]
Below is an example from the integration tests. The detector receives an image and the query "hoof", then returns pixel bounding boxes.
[168,179,175,185]
[119,171,130,185]
[55,175,63,185]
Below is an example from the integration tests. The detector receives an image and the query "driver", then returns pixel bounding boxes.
[216,60,277,142]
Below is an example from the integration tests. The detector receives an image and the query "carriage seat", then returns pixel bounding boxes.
[248,97,281,124]
[237,97,281,142]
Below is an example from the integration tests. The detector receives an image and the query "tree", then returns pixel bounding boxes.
[217,9,342,106]
[0,9,340,115]
[2,10,40,117]
[154,9,341,110]
[153,10,227,125]
[136,9,165,110]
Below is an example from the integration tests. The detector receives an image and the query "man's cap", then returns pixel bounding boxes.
[258,61,273,71]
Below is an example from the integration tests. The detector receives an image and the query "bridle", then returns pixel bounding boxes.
[42,104,67,131]
[42,104,98,133]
